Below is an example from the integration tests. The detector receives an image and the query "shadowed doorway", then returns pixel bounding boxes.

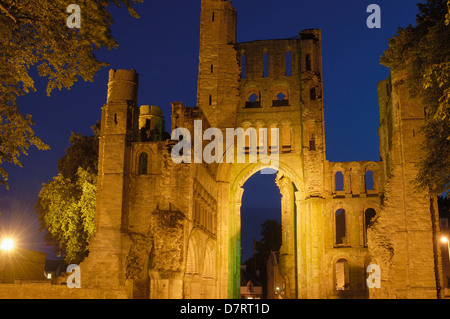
[240,169,282,299]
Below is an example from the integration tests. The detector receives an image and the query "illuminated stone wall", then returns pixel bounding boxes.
[367,71,444,299]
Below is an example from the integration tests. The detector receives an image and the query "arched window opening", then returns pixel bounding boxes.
[245,93,261,108]
[336,259,349,290]
[335,209,346,245]
[364,208,376,246]
[306,54,311,71]
[249,93,258,102]
[273,92,289,107]
[277,92,286,100]
[335,171,344,192]
[364,170,374,191]
[139,152,148,175]
[285,51,292,76]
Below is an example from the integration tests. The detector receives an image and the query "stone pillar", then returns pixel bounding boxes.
[216,180,231,299]
[276,174,297,299]
[295,192,305,299]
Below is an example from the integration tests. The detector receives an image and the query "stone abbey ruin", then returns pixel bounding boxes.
[73,0,445,299]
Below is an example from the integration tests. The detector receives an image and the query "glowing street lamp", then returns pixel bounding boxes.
[0,238,14,251]
[441,236,450,263]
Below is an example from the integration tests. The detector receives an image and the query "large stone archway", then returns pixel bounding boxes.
[216,161,303,299]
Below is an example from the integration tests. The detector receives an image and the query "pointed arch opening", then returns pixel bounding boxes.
[139,152,148,175]
[229,163,301,299]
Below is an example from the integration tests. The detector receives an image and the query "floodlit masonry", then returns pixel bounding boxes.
[171,120,280,170]
[72,0,445,299]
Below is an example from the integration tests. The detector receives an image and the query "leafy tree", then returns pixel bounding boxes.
[0,0,142,189]
[256,220,282,258]
[37,168,96,264]
[381,0,450,197]
[58,121,100,181]
[0,104,49,189]
[244,219,282,297]
[36,123,99,264]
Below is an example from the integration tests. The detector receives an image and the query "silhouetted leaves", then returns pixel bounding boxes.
[0,0,142,189]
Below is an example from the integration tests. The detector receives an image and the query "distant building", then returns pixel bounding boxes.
[240,265,263,299]
[0,248,46,283]
[266,251,285,299]
[44,259,67,280]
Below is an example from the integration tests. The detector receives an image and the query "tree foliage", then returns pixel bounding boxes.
[256,219,282,257]
[0,0,142,189]
[58,122,100,181]
[244,220,282,296]
[37,168,97,264]
[381,0,450,197]
[36,124,99,264]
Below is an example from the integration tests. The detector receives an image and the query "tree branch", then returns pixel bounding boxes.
[0,1,17,23]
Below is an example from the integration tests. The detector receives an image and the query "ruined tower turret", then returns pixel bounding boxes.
[81,69,139,288]
[196,0,240,128]
[98,69,138,231]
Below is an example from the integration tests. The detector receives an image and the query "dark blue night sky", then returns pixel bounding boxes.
[0,0,420,260]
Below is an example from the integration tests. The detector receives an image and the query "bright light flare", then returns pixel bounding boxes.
[0,238,15,251]
[441,236,449,244]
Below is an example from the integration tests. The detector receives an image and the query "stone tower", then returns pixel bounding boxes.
[367,70,444,299]
[197,0,240,128]
[81,69,139,288]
